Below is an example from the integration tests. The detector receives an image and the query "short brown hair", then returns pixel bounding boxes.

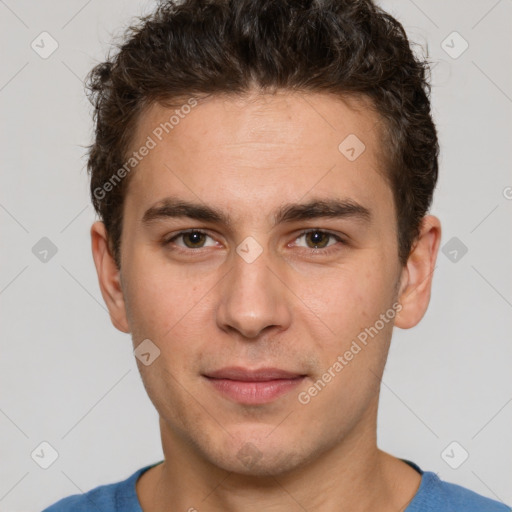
[85,0,439,268]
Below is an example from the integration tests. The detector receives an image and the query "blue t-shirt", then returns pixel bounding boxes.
[42,459,510,511]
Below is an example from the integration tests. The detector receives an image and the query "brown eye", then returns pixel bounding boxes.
[182,231,207,248]
[304,230,331,249]
[164,230,217,250]
[292,229,345,253]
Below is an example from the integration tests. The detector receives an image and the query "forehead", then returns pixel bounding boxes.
[134,90,383,155]
[124,90,392,222]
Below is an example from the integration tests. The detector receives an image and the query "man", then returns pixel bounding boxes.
[42,0,510,510]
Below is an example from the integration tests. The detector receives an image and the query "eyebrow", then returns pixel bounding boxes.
[141,196,372,227]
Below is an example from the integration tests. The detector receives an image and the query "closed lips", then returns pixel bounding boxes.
[203,367,305,381]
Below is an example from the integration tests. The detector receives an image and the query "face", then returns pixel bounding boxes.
[92,90,440,476]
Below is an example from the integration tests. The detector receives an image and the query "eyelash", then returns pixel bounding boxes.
[162,228,346,255]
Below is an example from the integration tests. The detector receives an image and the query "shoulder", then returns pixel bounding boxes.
[410,470,511,512]
[41,464,156,512]
[41,481,120,512]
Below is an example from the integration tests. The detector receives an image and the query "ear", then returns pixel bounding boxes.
[90,221,130,333]
[394,215,442,329]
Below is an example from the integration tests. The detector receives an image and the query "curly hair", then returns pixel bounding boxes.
[85,0,439,269]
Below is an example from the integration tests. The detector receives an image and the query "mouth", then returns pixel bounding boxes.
[202,367,306,405]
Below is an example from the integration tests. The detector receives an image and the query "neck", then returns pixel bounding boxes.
[137,400,421,511]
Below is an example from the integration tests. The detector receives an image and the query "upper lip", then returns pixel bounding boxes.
[204,367,305,381]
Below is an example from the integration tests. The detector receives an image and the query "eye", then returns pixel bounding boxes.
[162,228,346,255]
[164,229,217,250]
[292,229,345,252]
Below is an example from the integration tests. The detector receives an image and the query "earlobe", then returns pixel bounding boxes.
[90,221,131,333]
[394,215,442,330]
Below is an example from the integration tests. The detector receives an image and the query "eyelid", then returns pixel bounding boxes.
[162,228,347,254]
[291,228,347,250]
[164,228,216,246]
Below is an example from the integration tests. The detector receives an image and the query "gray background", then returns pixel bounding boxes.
[0,0,511,510]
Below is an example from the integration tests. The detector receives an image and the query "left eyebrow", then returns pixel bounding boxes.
[273,198,372,226]
[141,196,372,227]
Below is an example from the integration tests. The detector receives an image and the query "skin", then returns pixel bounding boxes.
[91,90,441,511]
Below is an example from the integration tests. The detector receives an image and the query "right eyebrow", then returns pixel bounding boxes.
[141,197,231,226]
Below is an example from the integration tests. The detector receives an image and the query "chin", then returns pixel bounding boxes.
[208,435,307,477]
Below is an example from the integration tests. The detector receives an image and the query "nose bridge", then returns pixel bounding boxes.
[216,242,291,339]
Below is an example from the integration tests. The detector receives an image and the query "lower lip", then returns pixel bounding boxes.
[205,376,305,404]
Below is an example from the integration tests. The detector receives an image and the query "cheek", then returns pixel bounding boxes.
[122,257,219,382]
[137,357,206,440]
[294,260,393,350]
[125,266,207,419]
[295,276,395,434]
[123,254,205,338]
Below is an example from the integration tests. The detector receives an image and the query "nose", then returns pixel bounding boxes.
[215,245,292,340]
